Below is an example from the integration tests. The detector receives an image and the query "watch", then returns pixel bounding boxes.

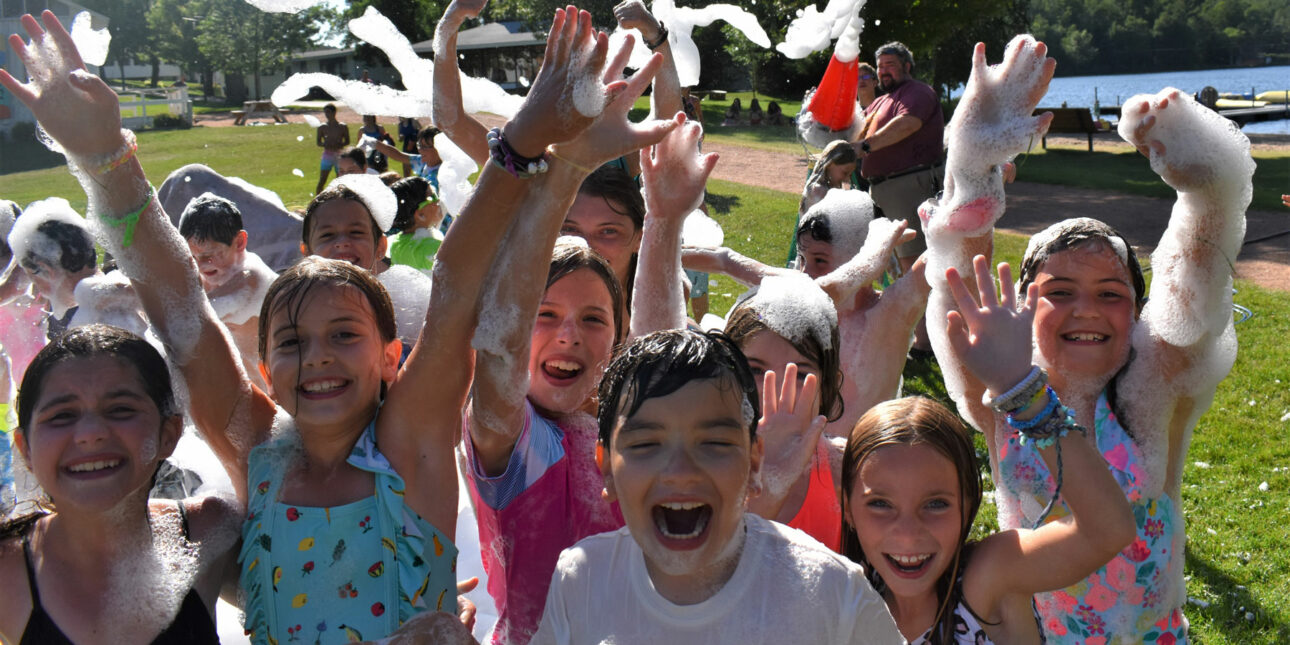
[859,139,871,153]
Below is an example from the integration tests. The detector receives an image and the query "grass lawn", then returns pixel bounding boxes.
[1,123,1288,642]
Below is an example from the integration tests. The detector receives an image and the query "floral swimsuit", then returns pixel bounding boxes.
[997,391,1187,644]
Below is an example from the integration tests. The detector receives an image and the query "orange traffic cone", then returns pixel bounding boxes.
[806,53,859,132]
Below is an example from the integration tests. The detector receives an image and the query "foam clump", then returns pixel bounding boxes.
[799,188,874,261]
[302,114,322,128]
[682,209,724,248]
[69,271,149,337]
[69,11,110,67]
[744,273,837,351]
[434,132,479,216]
[6,197,87,272]
[292,168,304,178]
[377,265,433,344]
[330,173,397,232]
[776,0,865,59]
[273,73,433,117]
[610,0,770,89]
[241,0,322,12]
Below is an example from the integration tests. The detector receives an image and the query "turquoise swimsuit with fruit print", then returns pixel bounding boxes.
[998,391,1186,644]
[239,420,458,645]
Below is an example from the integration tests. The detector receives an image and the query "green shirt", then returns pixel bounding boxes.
[389,231,442,272]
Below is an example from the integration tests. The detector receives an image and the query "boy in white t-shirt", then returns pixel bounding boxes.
[531,329,904,645]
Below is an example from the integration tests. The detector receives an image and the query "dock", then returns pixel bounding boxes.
[1099,103,1289,125]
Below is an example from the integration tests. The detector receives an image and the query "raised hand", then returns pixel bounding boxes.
[755,365,828,501]
[640,115,718,218]
[0,11,126,159]
[922,36,1055,238]
[614,0,663,42]
[444,0,489,21]
[943,255,1039,395]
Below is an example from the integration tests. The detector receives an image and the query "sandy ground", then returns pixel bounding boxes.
[198,109,1290,291]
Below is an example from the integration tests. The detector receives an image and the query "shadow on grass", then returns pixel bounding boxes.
[1184,545,1290,641]
[703,191,742,215]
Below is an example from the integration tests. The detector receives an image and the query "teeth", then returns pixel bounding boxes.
[660,501,704,511]
[68,459,121,473]
[302,379,345,393]
[1064,332,1106,341]
[546,360,581,372]
[890,554,931,566]
[656,508,709,539]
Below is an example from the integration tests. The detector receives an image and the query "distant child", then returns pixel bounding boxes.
[397,116,421,176]
[314,103,349,195]
[530,329,902,644]
[336,146,370,177]
[0,200,47,384]
[370,126,443,191]
[358,114,396,173]
[387,176,443,274]
[178,193,277,389]
[6,198,98,340]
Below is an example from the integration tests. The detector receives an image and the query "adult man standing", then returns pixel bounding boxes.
[855,42,945,274]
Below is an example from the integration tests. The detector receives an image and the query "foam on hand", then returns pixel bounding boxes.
[69,11,110,67]
[609,0,771,89]
[744,273,838,352]
[434,132,479,216]
[681,209,724,248]
[329,173,397,232]
[776,0,865,59]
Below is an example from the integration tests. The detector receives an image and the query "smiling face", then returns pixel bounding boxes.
[1031,243,1136,387]
[602,376,762,600]
[261,283,400,433]
[796,232,836,279]
[305,199,387,272]
[17,355,180,512]
[527,269,618,415]
[849,443,962,602]
[561,193,642,285]
[876,53,909,91]
[186,233,246,291]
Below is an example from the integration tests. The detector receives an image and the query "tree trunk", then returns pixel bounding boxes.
[225,73,248,105]
[202,64,215,98]
[150,56,160,87]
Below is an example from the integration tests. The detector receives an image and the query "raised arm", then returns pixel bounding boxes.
[369,136,411,165]
[681,246,787,287]
[815,217,914,308]
[468,14,678,474]
[0,11,274,502]
[432,0,492,166]
[614,0,683,122]
[629,116,718,338]
[947,256,1135,617]
[922,36,1053,434]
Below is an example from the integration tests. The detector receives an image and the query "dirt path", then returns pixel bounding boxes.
[198,109,1290,291]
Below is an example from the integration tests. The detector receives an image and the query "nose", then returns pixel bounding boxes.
[301,337,333,367]
[73,415,111,446]
[1072,292,1100,318]
[554,314,582,346]
[659,444,703,485]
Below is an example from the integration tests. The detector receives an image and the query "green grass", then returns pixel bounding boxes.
[632,91,804,154]
[1,121,1287,642]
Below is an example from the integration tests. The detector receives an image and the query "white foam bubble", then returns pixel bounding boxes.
[302,114,322,128]
[69,11,110,67]
[434,133,479,216]
[743,273,837,351]
[800,188,874,261]
[240,0,322,12]
[609,0,771,88]
[682,209,724,248]
[376,264,433,344]
[329,173,398,232]
[273,73,434,117]
[69,271,150,339]
[776,0,865,60]
[7,197,88,272]
[292,168,304,177]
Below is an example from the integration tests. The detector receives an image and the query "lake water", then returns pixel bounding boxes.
[953,65,1290,134]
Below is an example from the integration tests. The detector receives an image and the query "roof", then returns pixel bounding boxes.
[292,21,543,63]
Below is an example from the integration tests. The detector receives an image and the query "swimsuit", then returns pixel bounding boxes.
[320,149,339,172]
[18,506,219,645]
[786,442,842,552]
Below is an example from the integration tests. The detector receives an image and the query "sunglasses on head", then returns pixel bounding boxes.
[860,74,875,80]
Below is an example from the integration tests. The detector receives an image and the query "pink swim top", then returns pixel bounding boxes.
[787,442,842,552]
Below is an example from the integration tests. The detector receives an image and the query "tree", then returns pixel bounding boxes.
[78,0,152,90]
[147,0,214,95]
[196,0,333,101]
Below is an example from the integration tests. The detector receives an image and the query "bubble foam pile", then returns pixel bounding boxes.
[330,173,397,232]
[69,11,110,67]
[745,272,837,351]
[800,188,874,262]
[776,0,866,60]
[682,209,724,248]
[434,133,479,216]
[609,0,771,89]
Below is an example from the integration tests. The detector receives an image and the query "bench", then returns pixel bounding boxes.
[238,100,288,125]
[1035,107,1098,151]
[231,110,247,125]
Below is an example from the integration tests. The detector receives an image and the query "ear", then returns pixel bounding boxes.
[157,414,183,461]
[747,435,765,500]
[233,230,249,253]
[596,441,617,503]
[300,242,310,257]
[375,234,389,263]
[381,338,402,383]
[13,428,30,467]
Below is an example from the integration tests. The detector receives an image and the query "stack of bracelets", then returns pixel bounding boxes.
[985,366,1087,525]
[487,127,549,179]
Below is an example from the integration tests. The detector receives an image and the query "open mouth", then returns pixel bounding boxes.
[299,378,350,399]
[541,359,583,382]
[652,502,712,541]
[64,458,123,477]
[1062,332,1107,343]
[883,553,933,577]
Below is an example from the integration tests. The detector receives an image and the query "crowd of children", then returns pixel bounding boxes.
[0,2,1257,644]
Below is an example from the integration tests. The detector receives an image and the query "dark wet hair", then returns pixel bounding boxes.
[1018,218,1146,314]
[875,41,914,71]
[178,193,243,245]
[390,176,433,234]
[840,396,983,645]
[547,242,625,345]
[724,302,843,422]
[301,184,383,250]
[257,256,397,360]
[378,171,402,186]
[597,329,760,447]
[578,165,645,231]
[340,146,367,170]
[796,211,834,246]
[17,324,176,434]
[21,219,96,275]
[417,126,441,145]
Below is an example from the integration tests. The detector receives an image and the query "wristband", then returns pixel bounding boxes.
[102,184,154,248]
[68,129,138,176]
[645,22,669,50]
[984,366,1046,413]
[487,127,549,178]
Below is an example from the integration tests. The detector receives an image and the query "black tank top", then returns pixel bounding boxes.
[18,504,220,645]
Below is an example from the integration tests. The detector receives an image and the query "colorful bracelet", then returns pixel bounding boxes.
[985,365,1047,413]
[645,22,669,50]
[102,184,154,248]
[1006,386,1058,431]
[487,127,549,179]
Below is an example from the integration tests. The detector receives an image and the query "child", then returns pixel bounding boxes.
[315,103,350,195]
[178,193,277,389]
[922,36,1254,641]
[0,9,626,642]
[6,198,98,340]
[0,324,241,644]
[0,200,47,385]
[397,116,421,177]
[370,126,444,190]
[336,146,370,176]
[530,329,902,644]
[358,114,396,173]
[841,255,1133,644]
[387,176,444,274]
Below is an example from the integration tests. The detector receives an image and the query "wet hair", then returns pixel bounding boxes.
[1018,217,1146,314]
[547,242,626,346]
[724,302,843,422]
[796,210,834,246]
[875,41,914,71]
[340,146,367,171]
[378,171,402,186]
[21,220,96,275]
[417,126,441,145]
[301,184,383,251]
[17,324,177,434]
[256,256,397,360]
[597,329,760,447]
[389,176,433,234]
[178,193,243,245]
[577,165,645,304]
[840,396,983,645]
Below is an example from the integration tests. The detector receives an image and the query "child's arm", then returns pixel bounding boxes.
[432,0,492,166]
[466,19,676,476]
[316,124,325,148]
[946,256,1135,617]
[629,116,718,338]
[0,12,275,503]
[368,137,411,165]
[614,0,683,122]
[681,246,788,287]
[815,218,914,308]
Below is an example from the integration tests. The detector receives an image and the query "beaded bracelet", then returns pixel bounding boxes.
[645,22,669,50]
[102,184,155,248]
[985,365,1047,413]
[1006,386,1058,431]
[487,127,549,179]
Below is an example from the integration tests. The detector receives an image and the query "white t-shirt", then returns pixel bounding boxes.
[531,514,905,645]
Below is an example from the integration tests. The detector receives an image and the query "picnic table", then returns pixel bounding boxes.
[233,100,288,125]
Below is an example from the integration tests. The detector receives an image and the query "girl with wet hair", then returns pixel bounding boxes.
[0,325,240,645]
[387,175,444,273]
[920,36,1255,642]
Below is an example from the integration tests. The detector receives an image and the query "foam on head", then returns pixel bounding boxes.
[329,173,397,232]
[69,12,110,67]
[7,197,89,270]
[799,188,874,261]
[743,273,838,352]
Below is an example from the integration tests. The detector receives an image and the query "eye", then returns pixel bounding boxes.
[106,405,140,420]
[559,224,578,236]
[925,498,951,511]
[866,498,892,510]
[583,313,608,326]
[598,228,621,240]
[40,408,79,425]
[275,336,300,350]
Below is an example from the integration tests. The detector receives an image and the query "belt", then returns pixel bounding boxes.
[867,161,944,186]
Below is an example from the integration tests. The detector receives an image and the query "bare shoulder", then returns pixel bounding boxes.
[0,528,34,641]
[176,495,244,547]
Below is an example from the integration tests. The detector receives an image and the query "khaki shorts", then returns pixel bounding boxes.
[869,165,944,258]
